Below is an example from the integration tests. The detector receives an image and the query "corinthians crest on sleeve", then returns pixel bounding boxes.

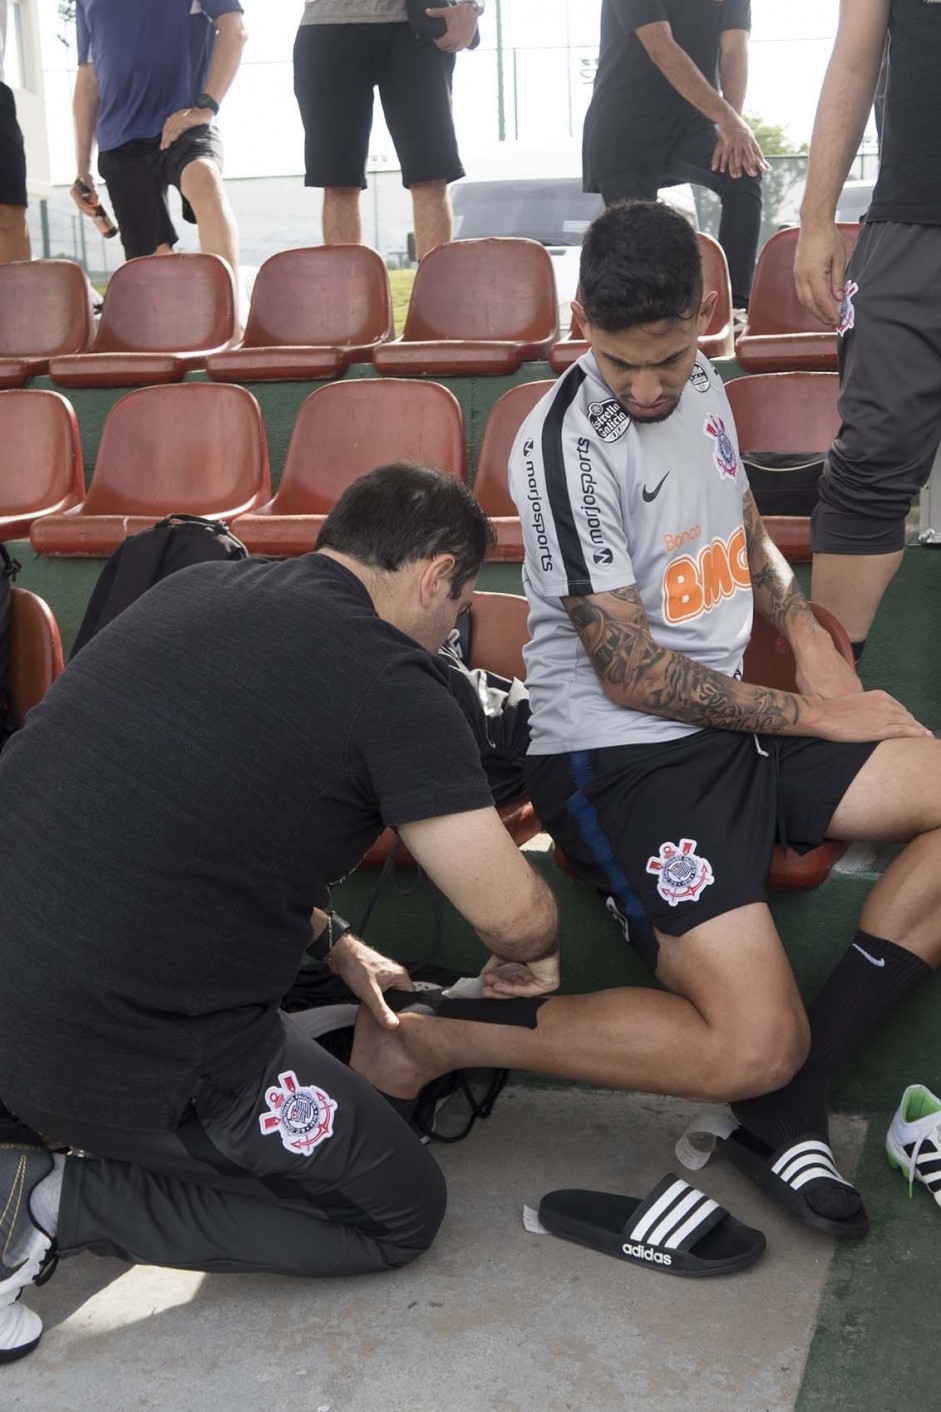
[646,838,715,906]
[259,1070,338,1155]
[587,399,631,442]
[704,413,738,480]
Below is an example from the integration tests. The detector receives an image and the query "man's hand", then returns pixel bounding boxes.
[70,174,100,214]
[794,223,847,328]
[479,952,560,998]
[160,106,212,152]
[803,689,932,742]
[427,4,479,52]
[326,935,413,1030]
[712,114,768,179]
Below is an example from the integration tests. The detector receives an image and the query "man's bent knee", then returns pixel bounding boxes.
[710,1015,809,1102]
[377,1153,447,1268]
[180,158,225,208]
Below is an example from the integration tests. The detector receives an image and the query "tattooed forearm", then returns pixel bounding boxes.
[742,492,818,637]
[562,585,801,734]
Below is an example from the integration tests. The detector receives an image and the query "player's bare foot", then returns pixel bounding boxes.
[350,1006,436,1099]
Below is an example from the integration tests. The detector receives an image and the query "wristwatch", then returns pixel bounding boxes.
[308,910,354,963]
[193,92,220,115]
[466,2,484,12]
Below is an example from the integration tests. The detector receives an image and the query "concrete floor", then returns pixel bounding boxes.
[2,1089,865,1412]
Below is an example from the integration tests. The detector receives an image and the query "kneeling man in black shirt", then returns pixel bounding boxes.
[0,463,561,1363]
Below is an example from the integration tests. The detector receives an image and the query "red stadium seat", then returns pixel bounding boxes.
[9,587,64,727]
[30,383,270,556]
[372,238,558,377]
[744,601,852,889]
[554,602,853,894]
[206,246,394,383]
[49,253,238,388]
[735,224,863,372]
[363,591,539,866]
[232,379,465,556]
[727,371,840,562]
[473,380,554,561]
[0,260,95,389]
[549,233,733,371]
[0,390,85,538]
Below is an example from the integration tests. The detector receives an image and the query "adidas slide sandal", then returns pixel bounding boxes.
[886,1083,941,1207]
[538,1173,765,1278]
[717,1128,868,1238]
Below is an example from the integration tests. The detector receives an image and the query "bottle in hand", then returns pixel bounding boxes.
[71,179,119,240]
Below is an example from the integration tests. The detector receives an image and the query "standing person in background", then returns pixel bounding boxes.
[795,0,938,662]
[70,0,246,276]
[0,0,30,263]
[294,0,482,259]
[583,0,767,316]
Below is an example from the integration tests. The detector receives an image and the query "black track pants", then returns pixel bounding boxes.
[5,1011,446,1276]
[812,221,941,556]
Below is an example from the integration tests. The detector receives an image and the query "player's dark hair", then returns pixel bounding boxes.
[317,462,495,597]
[580,200,703,332]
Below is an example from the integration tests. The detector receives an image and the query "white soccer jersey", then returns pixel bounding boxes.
[508,351,753,752]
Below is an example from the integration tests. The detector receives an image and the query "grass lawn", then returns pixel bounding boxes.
[389,267,416,334]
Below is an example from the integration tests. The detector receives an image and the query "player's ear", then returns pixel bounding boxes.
[698,289,718,333]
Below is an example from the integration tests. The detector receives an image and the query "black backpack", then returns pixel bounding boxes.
[70,514,249,660]
[0,542,21,753]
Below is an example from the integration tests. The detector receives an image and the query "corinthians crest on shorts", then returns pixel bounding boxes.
[646,838,715,906]
[259,1069,338,1155]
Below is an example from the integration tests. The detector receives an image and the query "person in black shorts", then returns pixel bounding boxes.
[0,0,30,263]
[349,203,941,1245]
[0,463,562,1363]
[294,1,482,259]
[796,0,941,658]
[71,0,246,272]
[583,0,768,311]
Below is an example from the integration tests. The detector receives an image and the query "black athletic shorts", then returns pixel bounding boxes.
[98,124,224,261]
[0,82,28,208]
[293,23,464,189]
[527,730,878,967]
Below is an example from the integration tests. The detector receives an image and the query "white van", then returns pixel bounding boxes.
[450,145,699,329]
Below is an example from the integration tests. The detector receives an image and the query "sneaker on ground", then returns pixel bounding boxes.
[0,1145,57,1364]
[886,1083,941,1207]
[732,307,748,335]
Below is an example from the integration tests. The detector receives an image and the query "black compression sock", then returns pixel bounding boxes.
[732,931,932,1219]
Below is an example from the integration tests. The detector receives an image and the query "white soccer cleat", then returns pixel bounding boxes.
[886,1084,941,1207]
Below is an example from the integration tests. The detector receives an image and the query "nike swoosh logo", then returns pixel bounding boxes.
[853,943,885,967]
[642,472,670,502]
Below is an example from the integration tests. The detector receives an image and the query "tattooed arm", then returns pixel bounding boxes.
[742,490,863,698]
[562,584,928,741]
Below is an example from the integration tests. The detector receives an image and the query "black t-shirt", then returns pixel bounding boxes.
[868,0,941,224]
[0,555,492,1129]
[584,0,751,180]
